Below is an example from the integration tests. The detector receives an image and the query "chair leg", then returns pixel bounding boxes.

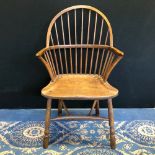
[61,100,70,116]
[58,99,62,116]
[43,98,52,149]
[107,98,116,149]
[95,100,100,116]
[88,100,97,116]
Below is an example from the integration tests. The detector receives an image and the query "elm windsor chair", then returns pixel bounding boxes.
[36,5,124,149]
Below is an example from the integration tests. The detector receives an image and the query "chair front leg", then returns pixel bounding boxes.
[107,98,116,149]
[43,98,52,149]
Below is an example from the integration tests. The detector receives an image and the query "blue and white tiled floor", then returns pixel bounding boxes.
[0,109,154,154]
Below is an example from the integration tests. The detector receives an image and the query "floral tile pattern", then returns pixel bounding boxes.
[0,120,154,155]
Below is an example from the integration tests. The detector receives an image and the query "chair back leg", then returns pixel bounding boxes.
[95,100,100,116]
[58,99,62,116]
[88,100,97,116]
[61,100,70,116]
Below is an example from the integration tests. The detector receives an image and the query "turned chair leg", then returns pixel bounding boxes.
[107,98,116,149]
[43,98,52,149]
[58,99,62,116]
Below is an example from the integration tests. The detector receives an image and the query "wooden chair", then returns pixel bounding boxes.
[36,5,124,149]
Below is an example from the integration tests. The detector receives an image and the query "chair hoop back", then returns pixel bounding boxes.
[46,5,113,47]
[37,5,123,81]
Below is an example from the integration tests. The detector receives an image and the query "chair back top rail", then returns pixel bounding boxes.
[46,5,113,47]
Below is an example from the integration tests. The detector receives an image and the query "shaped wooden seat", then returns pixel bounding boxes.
[36,5,124,149]
[42,74,118,99]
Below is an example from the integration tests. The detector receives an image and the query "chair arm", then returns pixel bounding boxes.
[36,47,50,57]
[35,45,124,57]
[105,46,124,57]
[36,47,56,81]
[35,45,124,81]
[103,46,124,81]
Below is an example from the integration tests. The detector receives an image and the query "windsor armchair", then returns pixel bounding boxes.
[36,5,124,149]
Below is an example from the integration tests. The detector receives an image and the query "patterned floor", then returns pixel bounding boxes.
[0,119,155,154]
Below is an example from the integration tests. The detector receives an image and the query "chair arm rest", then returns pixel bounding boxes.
[36,47,50,57]
[102,46,124,81]
[35,47,56,81]
[105,46,124,57]
[35,45,124,57]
